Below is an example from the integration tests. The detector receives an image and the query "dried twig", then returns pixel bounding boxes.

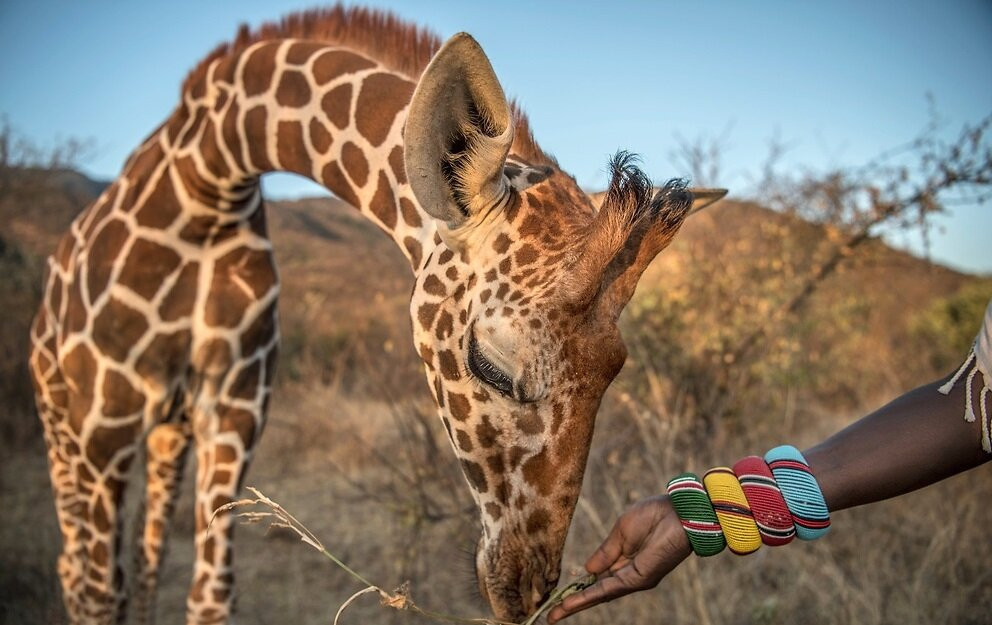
[210,487,595,625]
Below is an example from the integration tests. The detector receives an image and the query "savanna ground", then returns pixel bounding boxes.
[1,117,990,624]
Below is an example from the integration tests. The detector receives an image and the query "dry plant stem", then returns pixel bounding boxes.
[210,487,592,625]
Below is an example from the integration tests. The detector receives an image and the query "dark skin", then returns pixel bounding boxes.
[548,374,991,623]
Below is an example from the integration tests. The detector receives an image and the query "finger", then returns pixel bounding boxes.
[583,521,627,575]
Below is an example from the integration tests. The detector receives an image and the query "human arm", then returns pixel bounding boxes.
[547,376,990,623]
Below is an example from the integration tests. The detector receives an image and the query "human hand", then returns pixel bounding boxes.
[547,495,691,623]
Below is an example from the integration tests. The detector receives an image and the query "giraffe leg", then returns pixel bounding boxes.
[186,401,265,624]
[53,405,138,625]
[133,421,193,625]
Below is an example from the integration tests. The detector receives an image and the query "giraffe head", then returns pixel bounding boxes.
[405,34,703,619]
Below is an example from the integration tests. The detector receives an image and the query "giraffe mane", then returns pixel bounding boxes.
[183,3,554,166]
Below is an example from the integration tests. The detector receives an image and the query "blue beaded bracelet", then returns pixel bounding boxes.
[764,445,830,540]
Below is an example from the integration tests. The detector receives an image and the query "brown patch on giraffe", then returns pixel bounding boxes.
[503,190,522,223]
[276,70,311,108]
[516,411,544,435]
[125,141,166,183]
[277,120,312,175]
[86,219,130,300]
[369,170,398,229]
[135,173,182,229]
[492,233,512,254]
[92,297,150,362]
[159,262,200,322]
[437,349,460,381]
[460,459,488,493]
[230,359,261,400]
[321,161,360,207]
[417,302,439,330]
[355,72,414,146]
[243,43,278,96]
[508,445,527,470]
[179,215,218,244]
[199,120,232,180]
[526,508,550,535]
[435,310,453,339]
[476,415,498,448]
[222,100,246,171]
[86,423,139,470]
[445,266,459,281]
[514,244,539,266]
[309,118,332,154]
[438,249,454,265]
[217,403,258,448]
[403,237,422,267]
[206,247,276,328]
[495,283,510,300]
[135,329,192,382]
[518,213,542,239]
[419,343,434,366]
[422,274,446,297]
[522,447,555,496]
[455,429,473,452]
[485,502,502,521]
[216,444,238,464]
[399,197,421,228]
[241,302,277,354]
[448,392,471,421]
[101,369,144,417]
[321,83,352,129]
[286,41,321,65]
[486,453,505,474]
[244,105,275,172]
[312,49,376,84]
[341,142,369,187]
[498,258,512,275]
[118,238,182,301]
[388,145,407,184]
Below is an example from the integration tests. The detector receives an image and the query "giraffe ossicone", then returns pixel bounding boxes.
[29,7,725,624]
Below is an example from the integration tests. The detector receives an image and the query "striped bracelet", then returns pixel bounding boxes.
[666,473,726,557]
[702,467,762,555]
[732,456,796,546]
[764,445,831,540]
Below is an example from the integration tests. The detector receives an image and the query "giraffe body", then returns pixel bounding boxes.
[31,8,716,623]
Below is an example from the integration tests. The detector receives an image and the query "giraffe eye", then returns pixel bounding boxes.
[468,332,514,397]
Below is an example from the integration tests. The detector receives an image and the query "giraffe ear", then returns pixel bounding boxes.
[404,33,513,228]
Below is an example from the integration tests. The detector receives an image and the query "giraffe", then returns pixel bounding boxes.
[28,7,724,624]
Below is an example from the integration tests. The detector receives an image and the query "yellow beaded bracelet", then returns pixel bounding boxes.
[703,467,762,555]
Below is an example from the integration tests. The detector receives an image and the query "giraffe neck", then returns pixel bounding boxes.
[153,38,437,270]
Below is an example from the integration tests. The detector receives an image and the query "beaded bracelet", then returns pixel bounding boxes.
[732,455,796,546]
[702,467,762,555]
[764,445,831,540]
[666,473,726,557]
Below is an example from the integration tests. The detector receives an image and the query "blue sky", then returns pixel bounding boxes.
[1,1,989,273]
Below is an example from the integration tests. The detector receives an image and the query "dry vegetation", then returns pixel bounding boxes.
[1,116,990,624]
